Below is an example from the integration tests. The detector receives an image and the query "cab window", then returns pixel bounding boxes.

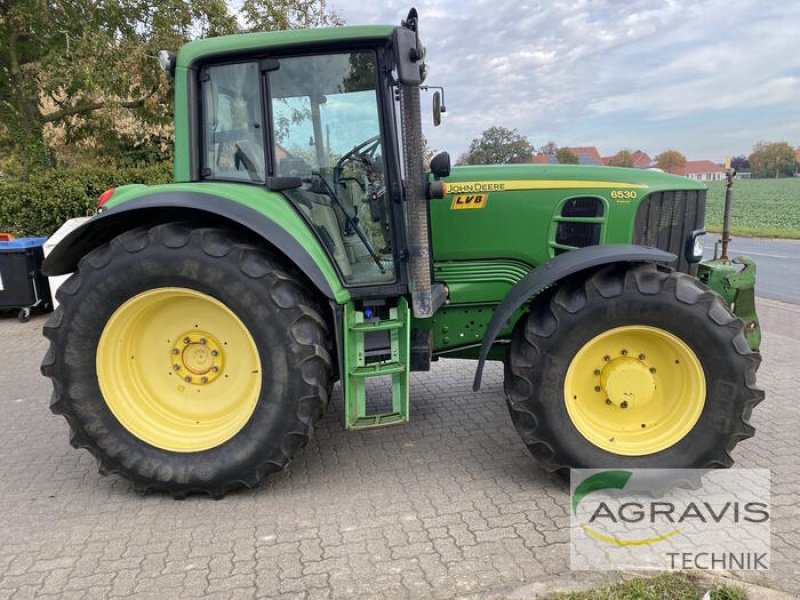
[269,52,395,286]
[200,62,265,183]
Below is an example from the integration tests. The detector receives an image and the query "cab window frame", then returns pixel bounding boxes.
[193,43,409,295]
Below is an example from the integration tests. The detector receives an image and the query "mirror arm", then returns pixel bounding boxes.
[420,86,446,112]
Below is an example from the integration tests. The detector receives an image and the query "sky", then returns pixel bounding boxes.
[328,0,800,162]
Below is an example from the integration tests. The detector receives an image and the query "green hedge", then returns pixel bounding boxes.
[0,164,172,237]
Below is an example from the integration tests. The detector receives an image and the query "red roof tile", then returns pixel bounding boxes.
[677,160,725,176]
[566,146,603,164]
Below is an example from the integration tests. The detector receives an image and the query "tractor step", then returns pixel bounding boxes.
[343,298,410,430]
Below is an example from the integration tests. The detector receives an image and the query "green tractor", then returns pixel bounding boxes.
[41,10,763,497]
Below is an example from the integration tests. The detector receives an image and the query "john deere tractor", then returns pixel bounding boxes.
[41,10,763,497]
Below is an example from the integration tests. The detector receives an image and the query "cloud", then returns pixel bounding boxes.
[330,0,800,160]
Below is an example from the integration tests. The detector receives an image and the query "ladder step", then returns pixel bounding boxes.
[349,319,405,332]
[349,412,406,430]
[343,297,410,431]
[351,361,405,377]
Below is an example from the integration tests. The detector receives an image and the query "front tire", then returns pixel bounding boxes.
[505,263,763,473]
[42,224,333,498]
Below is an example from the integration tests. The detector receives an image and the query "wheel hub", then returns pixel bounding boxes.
[601,357,655,409]
[172,333,224,384]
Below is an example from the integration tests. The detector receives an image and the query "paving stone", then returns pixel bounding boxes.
[0,311,796,597]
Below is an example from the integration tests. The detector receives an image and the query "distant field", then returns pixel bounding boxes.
[704,177,800,239]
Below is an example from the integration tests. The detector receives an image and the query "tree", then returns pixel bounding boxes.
[748,141,797,178]
[457,126,534,165]
[538,140,558,155]
[0,0,340,175]
[240,0,342,30]
[607,149,634,168]
[655,150,687,174]
[730,155,750,172]
[555,147,579,164]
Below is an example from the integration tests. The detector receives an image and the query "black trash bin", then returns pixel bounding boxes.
[0,237,52,322]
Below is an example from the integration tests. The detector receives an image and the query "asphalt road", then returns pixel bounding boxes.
[704,235,800,304]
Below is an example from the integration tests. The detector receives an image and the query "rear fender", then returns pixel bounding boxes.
[472,244,677,390]
[42,190,348,302]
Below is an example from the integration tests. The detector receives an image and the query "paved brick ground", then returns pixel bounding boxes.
[0,300,798,599]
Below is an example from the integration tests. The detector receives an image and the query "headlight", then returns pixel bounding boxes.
[686,229,706,263]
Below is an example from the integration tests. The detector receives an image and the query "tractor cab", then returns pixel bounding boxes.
[200,52,396,286]
[182,15,432,299]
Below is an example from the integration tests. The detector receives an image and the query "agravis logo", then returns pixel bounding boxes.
[569,469,771,571]
[573,470,681,546]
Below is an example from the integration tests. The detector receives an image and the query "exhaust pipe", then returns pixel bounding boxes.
[396,9,446,318]
[399,83,436,318]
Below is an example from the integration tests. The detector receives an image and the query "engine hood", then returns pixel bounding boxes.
[444,164,706,194]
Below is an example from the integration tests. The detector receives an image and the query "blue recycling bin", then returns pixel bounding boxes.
[0,237,52,322]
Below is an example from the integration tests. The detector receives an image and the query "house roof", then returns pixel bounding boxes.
[601,150,652,168]
[531,146,650,167]
[630,151,651,168]
[677,160,726,175]
[566,146,603,165]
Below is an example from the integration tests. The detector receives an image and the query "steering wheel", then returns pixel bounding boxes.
[335,135,382,176]
[335,135,387,225]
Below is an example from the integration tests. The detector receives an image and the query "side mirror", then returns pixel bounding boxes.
[432,91,442,127]
[158,50,176,79]
[393,9,425,86]
[430,152,451,179]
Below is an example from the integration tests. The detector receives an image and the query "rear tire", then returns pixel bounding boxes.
[41,223,333,498]
[504,262,763,474]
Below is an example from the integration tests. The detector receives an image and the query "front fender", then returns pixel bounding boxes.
[42,185,348,303]
[472,244,676,390]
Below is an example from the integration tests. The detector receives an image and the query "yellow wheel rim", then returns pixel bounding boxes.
[96,288,262,452]
[564,325,705,456]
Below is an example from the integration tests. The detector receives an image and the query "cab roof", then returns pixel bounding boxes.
[176,25,396,69]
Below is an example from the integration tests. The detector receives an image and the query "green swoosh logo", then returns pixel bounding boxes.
[572,470,632,515]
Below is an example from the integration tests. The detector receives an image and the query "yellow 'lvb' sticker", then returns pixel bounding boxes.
[451,194,487,210]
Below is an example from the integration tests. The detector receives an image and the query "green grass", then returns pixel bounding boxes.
[705,177,800,239]
[547,572,746,600]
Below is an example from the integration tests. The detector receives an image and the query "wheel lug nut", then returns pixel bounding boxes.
[621,349,628,356]
[211,350,218,357]
[650,367,657,374]
[201,376,208,384]
[620,401,628,409]
[605,399,612,405]
[594,385,601,392]
[212,366,219,373]
[594,369,601,376]
[200,338,207,345]
[603,355,611,362]
[172,364,181,371]
[183,337,190,344]
[184,376,192,383]
[638,353,646,360]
